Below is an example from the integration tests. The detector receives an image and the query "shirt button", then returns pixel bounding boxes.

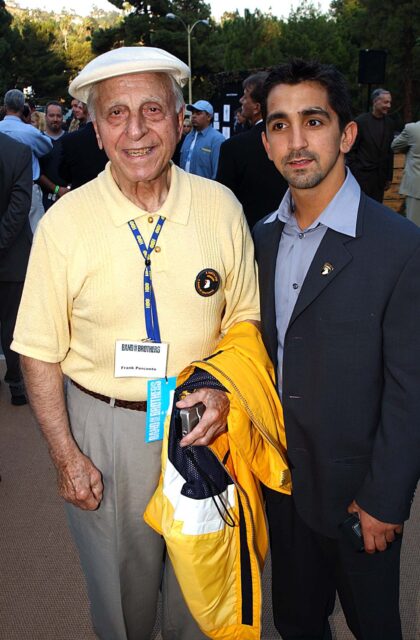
[155,246,161,253]
[293,283,299,290]
[148,216,154,223]
[298,232,304,239]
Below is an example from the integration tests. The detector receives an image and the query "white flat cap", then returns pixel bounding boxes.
[69,46,190,103]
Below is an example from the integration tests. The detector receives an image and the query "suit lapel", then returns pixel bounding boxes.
[289,228,354,328]
[258,218,284,365]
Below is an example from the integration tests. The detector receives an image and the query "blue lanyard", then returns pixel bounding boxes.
[128,216,165,343]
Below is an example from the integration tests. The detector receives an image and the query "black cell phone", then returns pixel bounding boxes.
[339,513,365,552]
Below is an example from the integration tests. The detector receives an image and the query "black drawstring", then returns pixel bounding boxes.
[184,448,236,528]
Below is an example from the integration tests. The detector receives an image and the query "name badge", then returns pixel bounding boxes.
[114,340,168,378]
[145,377,176,443]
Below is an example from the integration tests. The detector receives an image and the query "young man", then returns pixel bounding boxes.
[253,59,420,640]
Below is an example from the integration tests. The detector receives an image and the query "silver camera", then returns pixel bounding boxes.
[179,402,206,437]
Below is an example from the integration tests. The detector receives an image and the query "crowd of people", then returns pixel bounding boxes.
[0,45,420,640]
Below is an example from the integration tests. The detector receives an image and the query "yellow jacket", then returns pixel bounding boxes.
[144,322,291,639]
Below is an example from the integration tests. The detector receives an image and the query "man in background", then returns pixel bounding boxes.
[347,88,395,202]
[391,119,420,226]
[216,72,287,228]
[0,89,52,232]
[59,105,107,189]
[172,115,191,166]
[0,133,32,405]
[180,100,224,179]
[39,101,69,211]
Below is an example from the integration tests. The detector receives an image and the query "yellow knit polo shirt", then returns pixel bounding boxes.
[12,163,260,401]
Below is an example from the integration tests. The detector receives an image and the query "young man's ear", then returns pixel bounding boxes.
[341,121,358,154]
[262,130,272,161]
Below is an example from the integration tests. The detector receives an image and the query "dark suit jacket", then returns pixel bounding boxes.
[0,133,32,282]
[59,122,108,190]
[216,122,287,229]
[253,194,420,537]
[347,112,395,202]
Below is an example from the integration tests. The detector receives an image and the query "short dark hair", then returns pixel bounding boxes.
[243,71,269,107]
[46,100,63,115]
[262,59,353,132]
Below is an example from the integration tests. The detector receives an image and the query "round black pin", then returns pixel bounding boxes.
[195,269,221,297]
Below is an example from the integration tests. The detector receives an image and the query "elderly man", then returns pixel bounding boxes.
[0,89,52,232]
[12,47,259,640]
[347,88,395,202]
[180,99,225,179]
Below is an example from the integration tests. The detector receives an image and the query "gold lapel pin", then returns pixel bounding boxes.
[321,262,334,276]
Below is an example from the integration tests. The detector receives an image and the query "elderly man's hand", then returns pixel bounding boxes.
[347,500,403,554]
[177,388,229,447]
[55,450,103,510]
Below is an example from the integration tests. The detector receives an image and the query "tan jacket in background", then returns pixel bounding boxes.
[391,121,420,199]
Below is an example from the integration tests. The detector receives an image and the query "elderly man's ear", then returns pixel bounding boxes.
[93,122,103,150]
[176,108,185,143]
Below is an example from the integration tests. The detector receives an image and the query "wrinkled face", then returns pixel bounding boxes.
[262,81,356,191]
[191,109,211,131]
[93,73,183,187]
[240,85,258,122]
[373,92,391,117]
[46,104,63,132]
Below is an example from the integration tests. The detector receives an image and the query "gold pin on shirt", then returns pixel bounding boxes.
[321,262,334,276]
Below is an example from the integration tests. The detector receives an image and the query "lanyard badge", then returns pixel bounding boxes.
[128,216,165,343]
[115,217,168,379]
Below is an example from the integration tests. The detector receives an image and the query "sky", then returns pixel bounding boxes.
[13,0,331,20]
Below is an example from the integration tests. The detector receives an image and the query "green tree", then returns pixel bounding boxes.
[280,3,351,67]
[217,9,283,70]
[9,6,122,103]
[91,0,213,99]
[11,14,66,100]
[332,0,420,121]
[0,0,21,96]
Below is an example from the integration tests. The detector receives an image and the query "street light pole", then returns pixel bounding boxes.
[166,13,209,105]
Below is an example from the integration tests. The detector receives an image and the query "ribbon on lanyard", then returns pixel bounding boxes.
[128,216,165,342]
